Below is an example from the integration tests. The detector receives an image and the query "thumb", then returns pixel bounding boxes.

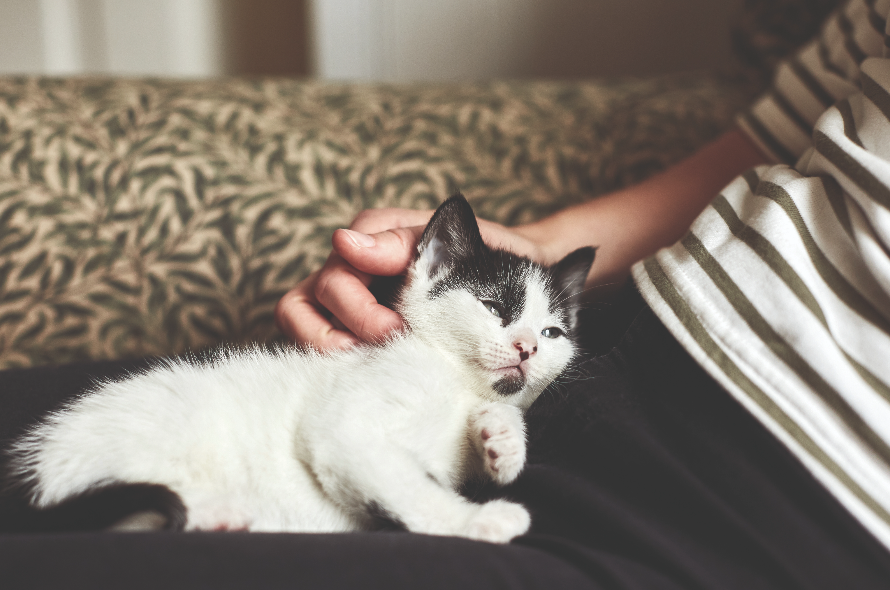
[332,226,425,277]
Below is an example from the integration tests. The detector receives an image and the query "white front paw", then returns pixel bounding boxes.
[464,500,530,543]
[471,403,527,485]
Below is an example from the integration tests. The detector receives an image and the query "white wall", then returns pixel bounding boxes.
[312,0,745,81]
[0,0,224,77]
[0,0,44,74]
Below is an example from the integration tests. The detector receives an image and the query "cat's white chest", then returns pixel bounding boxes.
[299,336,484,490]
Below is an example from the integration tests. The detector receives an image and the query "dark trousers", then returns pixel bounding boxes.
[2,297,889,589]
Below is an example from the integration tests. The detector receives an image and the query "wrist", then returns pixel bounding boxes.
[512,216,572,265]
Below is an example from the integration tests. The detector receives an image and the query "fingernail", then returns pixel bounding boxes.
[342,229,376,248]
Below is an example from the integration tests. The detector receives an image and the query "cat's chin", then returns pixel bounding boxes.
[492,368,525,397]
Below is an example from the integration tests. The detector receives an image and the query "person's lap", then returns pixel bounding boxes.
[2,294,889,589]
[507,300,890,589]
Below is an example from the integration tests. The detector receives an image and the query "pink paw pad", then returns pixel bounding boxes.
[472,404,527,485]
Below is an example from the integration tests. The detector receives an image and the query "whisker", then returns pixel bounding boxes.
[552,281,623,309]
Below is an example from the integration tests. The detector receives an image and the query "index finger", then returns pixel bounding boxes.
[348,208,433,235]
[332,225,426,278]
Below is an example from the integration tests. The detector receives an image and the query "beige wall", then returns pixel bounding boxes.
[518,0,745,78]
[0,0,225,76]
[0,0,743,80]
[0,0,307,77]
[222,0,309,77]
[312,0,746,81]
[0,0,44,74]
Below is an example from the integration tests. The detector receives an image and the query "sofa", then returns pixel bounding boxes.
[0,74,754,370]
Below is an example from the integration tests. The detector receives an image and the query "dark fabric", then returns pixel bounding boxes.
[510,299,890,589]
[731,0,844,89]
[0,532,595,590]
[2,298,890,589]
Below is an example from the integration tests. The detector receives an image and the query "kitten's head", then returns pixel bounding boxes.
[397,194,595,410]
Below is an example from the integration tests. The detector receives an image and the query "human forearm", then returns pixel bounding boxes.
[515,129,770,290]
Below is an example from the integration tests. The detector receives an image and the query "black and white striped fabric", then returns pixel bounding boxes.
[634,0,890,550]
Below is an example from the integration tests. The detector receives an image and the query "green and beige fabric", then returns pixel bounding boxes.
[0,76,751,368]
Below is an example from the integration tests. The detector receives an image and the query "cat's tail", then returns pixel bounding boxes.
[0,482,187,533]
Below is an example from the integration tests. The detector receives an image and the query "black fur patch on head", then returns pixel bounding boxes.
[429,247,531,326]
[420,194,531,325]
[416,194,596,332]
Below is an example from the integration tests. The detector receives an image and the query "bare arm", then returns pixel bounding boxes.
[515,128,770,291]
[275,128,769,350]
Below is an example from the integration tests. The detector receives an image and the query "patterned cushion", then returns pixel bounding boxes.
[0,75,748,368]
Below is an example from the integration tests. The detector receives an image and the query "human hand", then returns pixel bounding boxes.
[274,207,546,351]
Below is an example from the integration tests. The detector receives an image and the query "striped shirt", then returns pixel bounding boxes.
[632,0,890,551]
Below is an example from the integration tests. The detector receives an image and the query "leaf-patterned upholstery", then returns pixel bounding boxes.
[0,76,749,368]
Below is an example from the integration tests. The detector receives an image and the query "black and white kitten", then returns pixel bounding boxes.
[5,195,594,543]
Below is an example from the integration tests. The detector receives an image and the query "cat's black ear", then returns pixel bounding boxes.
[416,193,484,278]
[550,247,596,328]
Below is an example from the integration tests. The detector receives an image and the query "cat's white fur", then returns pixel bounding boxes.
[9,200,584,544]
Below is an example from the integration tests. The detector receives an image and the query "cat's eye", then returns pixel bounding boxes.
[541,327,563,339]
[481,300,502,318]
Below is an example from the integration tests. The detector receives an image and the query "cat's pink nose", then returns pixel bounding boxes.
[513,331,538,361]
